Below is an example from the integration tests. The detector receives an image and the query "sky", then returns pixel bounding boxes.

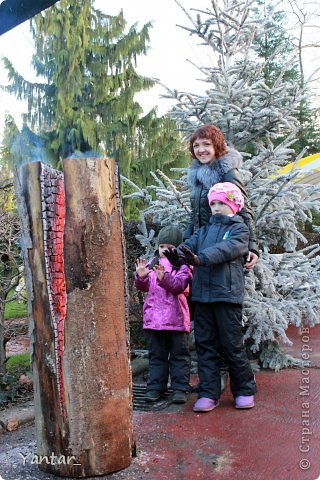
[0,0,319,140]
[0,0,209,138]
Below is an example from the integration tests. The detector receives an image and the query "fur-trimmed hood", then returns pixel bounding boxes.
[187,148,242,190]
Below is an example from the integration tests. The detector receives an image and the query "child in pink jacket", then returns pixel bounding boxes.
[134,225,192,404]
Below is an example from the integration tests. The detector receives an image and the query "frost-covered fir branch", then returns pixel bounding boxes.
[251,176,319,251]
[239,139,320,251]
[166,1,308,150]
[123,160,320,370]
[120,176,153,204]
[243,246,320,346]
[259,341,304,372]
[122,170,191,231]
[124,0,320,370]
[134,217,158,260]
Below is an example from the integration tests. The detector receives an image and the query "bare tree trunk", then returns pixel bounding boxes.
[13,167,34,376]
[20,158,133,477]
[0,301,6,375]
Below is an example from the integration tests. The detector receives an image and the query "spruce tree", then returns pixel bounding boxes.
[252,1,299,86]
[2,1,153,171]
[0,116,19,212]
[1,0,189,188]
[123,0,320,369]
[252,0,320,155]
[122,114,189,218]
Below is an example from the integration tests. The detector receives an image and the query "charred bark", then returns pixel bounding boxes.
[20,158,132,477]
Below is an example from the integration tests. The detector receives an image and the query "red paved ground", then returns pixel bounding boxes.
[4,321,320,479]
[129,370,320,480]
[109,325,320,480]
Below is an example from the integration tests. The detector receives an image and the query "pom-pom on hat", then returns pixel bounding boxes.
[207,182,244,214]
[158,225,183,247]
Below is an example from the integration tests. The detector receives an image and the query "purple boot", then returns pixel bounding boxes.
[235,395,255,409]
[193,397,219,412]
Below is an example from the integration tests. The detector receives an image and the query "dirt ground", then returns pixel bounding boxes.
[1,423,147,480]
[0,422,144,480]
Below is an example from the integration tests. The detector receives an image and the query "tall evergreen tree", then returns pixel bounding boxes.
[0,118,23,374]
[252,1,299,86]
[251,0,320,155]
[2,1,153,173]
[1,0,189,185]
[124,0,320,369]
[0,116,18,212]
[121,113,189,219]
[132,116,189,182]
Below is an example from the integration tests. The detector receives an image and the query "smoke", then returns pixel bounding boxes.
[9,125,53,166]
[7,122,103,174]
[67,151,103,159]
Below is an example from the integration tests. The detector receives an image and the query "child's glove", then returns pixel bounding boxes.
[163,248,185,267]
[180,246,201,266]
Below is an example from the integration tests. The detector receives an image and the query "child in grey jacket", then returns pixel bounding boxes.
[164,182,257,412]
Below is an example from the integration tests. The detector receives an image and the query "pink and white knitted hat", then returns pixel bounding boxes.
[207,182,244,214]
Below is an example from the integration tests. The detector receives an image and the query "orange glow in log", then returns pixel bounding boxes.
[40,165,67,413]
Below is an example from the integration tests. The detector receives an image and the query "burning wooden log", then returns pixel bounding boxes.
[20,157,133,477]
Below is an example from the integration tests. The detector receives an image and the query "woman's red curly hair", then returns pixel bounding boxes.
[189,124,227,160]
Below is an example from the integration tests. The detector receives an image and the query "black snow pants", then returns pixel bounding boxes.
[147,330,190,392]
[194,302,257,400]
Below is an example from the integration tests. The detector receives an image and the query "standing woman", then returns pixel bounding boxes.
[184,124,259,268]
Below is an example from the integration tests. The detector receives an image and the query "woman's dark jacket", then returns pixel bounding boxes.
[182,214,249,305]
[184,148,259,255]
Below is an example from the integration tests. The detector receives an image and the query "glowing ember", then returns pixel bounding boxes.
[40,164,66,412]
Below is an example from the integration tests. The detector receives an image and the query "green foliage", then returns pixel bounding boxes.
[0,210,23,377]
[0,212,21,297]
[131,115,189,183]
[0,116,19,163]
[0,372,18,405]
[3,1,155,168]
[312,208,320,226]
[122,114,189,218]
[1,1,188,187]
[252,1,299,86]
[292,106,320,155]
[305,208,320,232]
[0,354,31,406]
[252,1,320,157]
[0,116,55,168]
[6,352,30,375]
[4,300,27,320]
[122,193,146,221]
[0,116,18,212]
[0,172,15,213]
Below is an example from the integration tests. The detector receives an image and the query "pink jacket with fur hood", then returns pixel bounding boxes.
[134,257,191,332]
